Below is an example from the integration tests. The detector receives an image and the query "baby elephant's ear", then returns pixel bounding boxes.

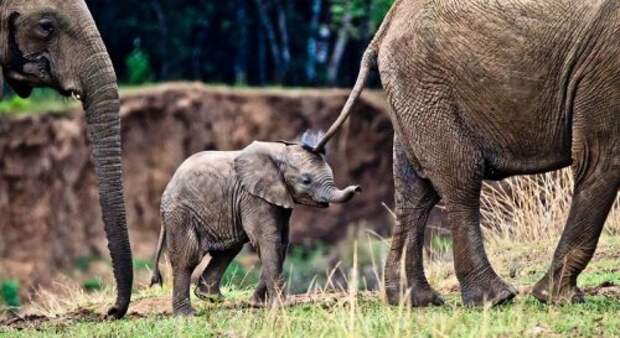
[234,142,294,209]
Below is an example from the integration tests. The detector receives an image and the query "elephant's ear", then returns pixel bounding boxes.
[234,141,294,209]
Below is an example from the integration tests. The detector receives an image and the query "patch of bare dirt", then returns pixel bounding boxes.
[585,282,620,298]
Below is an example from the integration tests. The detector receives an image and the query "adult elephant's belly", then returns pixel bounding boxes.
[417,0,587,178]
[455,79,574,178]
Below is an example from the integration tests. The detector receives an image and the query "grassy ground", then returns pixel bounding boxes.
[0,142,619,338]
[0,234,618,338]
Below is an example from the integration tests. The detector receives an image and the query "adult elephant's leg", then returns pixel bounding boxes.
[533,102,619,303]
[380,49,515,306]
[385,136,443,306]
[195,246,243,302]
[441,172,517,306]
[532,175,618,303]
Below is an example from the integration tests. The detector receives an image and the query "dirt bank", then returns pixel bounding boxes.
[0,83,400,293]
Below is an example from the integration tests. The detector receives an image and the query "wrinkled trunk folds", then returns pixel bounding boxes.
[79,33,132,319]
[324,185,361,204]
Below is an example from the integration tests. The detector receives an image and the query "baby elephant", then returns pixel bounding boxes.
[150,134,360,315]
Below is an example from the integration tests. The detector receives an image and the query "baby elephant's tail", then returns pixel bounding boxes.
[149,222,166,288]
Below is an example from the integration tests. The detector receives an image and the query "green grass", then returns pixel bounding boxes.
[1,235,618,338]
[2,289,619,337]
[0,88,77,115]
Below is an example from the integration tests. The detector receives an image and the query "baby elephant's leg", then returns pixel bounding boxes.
[255,230,287,305]
[252,225,289,306]
[169,217,202,316]
[195,246,242,302]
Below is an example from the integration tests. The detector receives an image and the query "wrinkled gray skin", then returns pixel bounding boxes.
[150,141,360,316]
[0,1,131,318]
[316,0,619,307]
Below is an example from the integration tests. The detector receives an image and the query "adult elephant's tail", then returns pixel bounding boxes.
[313,0,401,152]
[150,222,166,287]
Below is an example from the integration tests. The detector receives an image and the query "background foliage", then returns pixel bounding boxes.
[85,0,393,87]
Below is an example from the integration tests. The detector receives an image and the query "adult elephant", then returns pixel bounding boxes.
[315,0,619,307]
[1,1,132,318]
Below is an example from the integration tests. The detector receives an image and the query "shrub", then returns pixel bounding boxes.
[0,280,21,309]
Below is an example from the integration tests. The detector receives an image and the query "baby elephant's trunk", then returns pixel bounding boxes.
[325,185,362,204]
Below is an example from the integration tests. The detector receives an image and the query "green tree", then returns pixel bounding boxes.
[125,39,154,85]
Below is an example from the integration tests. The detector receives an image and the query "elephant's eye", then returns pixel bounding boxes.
[301,174,312,185]
[36,19,55,39]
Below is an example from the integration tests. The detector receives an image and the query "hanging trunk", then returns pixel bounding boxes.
[78,31,133,319]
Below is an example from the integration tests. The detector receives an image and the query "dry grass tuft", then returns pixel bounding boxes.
[481,169,620,242]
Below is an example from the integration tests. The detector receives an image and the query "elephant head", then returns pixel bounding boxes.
[234,133,361,209]
[0,0,132,318]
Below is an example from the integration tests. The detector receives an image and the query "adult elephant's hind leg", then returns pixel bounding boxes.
[195,246,243,302]
[385,136,444,306]
[428,142,517,306]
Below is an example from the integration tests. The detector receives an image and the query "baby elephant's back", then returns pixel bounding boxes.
[161,151,239,218]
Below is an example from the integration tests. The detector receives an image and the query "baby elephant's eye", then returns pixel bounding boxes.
[301,174,312,185]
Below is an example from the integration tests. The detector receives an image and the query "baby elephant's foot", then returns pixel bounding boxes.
[411,287,445,307]
[461,278,518,306]
[174,305,196,317]
[249,287,286,307]
[249,287,267,307]
[385,284,444,307]
[532,275,584,304]
[194,284,224,303]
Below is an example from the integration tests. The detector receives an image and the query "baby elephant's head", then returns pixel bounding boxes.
[234,132,361,209]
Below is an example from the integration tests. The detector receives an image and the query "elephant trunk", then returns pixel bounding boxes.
[322,185,362,204]
[78,30,132,319]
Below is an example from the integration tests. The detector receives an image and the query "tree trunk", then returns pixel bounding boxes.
[276,0,291,77]
[305,0,322,83]
[258,28,267,85]
[151,0,169,80]
[254,0,283,83]
[235,0,249,85]
[327,11,352,85]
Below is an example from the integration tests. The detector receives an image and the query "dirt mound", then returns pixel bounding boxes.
[0,83,397,295]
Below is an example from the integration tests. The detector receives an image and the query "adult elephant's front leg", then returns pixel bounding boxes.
[533,121,620,303]
[385,136,443,306]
